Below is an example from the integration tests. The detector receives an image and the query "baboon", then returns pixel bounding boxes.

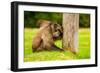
[32,20,63,52]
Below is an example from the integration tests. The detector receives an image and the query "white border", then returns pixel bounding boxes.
[18,5,96,68]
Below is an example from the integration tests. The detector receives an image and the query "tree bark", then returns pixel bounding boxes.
[62,13,79,54]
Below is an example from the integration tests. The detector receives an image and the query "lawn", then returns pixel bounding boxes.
[24,28,90,62]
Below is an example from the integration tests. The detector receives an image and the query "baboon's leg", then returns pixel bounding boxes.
[32,44,43,52]
[32,46,36,52]
[32,39,42,52]
[36,41,44,51]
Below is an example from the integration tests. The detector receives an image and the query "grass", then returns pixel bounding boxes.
[24,28,90,62]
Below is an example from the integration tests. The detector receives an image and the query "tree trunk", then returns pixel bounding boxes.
[62,13,79,54]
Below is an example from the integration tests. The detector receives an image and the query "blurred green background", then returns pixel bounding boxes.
[24,11,90,28]
[24,11,90,62]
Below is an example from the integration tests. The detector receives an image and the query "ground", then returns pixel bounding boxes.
[24,28,90,62]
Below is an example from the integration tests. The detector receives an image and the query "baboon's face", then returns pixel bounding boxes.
[51,23,63,39]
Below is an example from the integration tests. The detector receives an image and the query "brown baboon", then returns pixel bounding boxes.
[32,20,63,52]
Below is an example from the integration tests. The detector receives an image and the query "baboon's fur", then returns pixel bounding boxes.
[32,20,63,52]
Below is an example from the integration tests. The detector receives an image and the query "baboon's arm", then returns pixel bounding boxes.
[51,44,63,51]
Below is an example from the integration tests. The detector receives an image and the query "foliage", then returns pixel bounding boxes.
[24,11,62,28]
[24,11,90,28]
[24,28,90,62]
[79,14,90,28]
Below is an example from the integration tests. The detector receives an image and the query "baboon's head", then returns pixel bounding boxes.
[37,19,63,39]
[51,23,63,40]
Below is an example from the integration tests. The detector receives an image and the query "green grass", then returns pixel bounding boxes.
[24,28,90,62]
